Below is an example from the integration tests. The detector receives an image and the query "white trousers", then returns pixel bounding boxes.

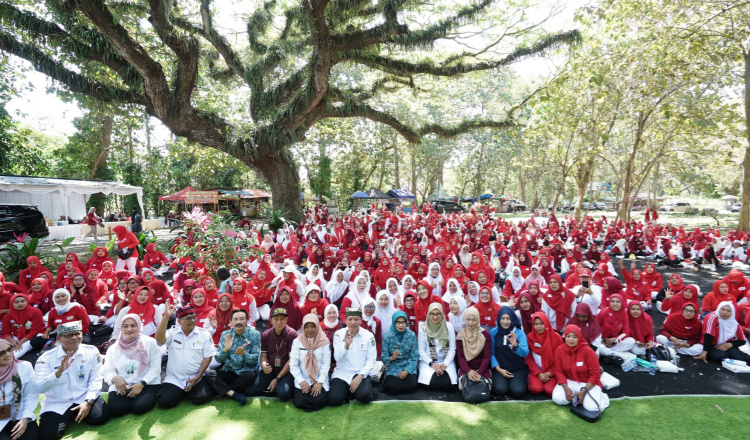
[598,337,636,355]
[258,304,271,321]
[115,256,138,273]
[552,379,610,412]
[654,335,703,357]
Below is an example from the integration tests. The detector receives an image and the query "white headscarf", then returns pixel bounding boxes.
[467,281,481,304]
[345,273,371,307]
[361,296,377,335]
[716,301,739,345]
[306,264,323,285]
[448,295,467,333]
[53,288,80,314]
[424,262,444,297]
[375,291,397,336]
[459,245,472,268]
[325,269,348,304]
[442,278,464,304]
[322,303,340,329]
[507,267,525,293]
[315,225,328,244]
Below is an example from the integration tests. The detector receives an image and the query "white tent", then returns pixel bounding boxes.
[0,175,144,221]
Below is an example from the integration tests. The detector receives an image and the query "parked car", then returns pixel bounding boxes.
[432,201,465,213]
[593,202,606,210]
[0,204,49,243]
[730,203,742,213]
[661,202,699,213]
[508,199,527,212]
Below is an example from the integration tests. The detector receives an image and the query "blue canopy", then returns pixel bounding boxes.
[480,193,494,200]
[388,189,416,199]
[351,191,369,199]
[461,197,477,203]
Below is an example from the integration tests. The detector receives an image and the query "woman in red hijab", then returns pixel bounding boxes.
[141,269,171,305]
[372,257,392,290]
[551,325,610,412]
[618,259,651,310]
[596,294,636,359]
[85,246,113,272]
[18,256,47,291]
[702,280,737,314]
[1,293,46,358]
[473,286,500,328]
[568,303,602,347]
[207,293,234,345]
[26,277,52,311]
[540,275,575,332]
[515,291,536,333]
[413,280,447,327]
[271,286,302,331]
[600,276,623,307]
[641,263,663,293]
[627,301,654,356]
[189,289,214,327]
[112,225,139,273]
[661,284,699,315]
[115,285,160,337]
[526,312,563,396]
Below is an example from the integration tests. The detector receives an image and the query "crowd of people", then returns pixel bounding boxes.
[1,204,750,438]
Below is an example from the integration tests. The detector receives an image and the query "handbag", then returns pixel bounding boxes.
[648,344,673,362]
[117,247,135,260]
[569,387,604,423]
[459,374,491,403]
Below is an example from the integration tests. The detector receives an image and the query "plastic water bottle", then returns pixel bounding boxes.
[673,355,680,368]
[621,358,637,372]
[649,355,657,375]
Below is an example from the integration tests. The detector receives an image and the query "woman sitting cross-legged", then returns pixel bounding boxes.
[489,306,529,399]
[551,325,610,413]
[694,302,750,364]
[381,311,419,395]
[526,312,563,397]
[289,314,331,412]
[417,303,457,391]
[455,307,492,402]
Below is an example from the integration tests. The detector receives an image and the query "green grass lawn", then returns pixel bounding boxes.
[59,395,750,440]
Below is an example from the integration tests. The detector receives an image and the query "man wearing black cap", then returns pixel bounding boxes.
[328,308,377,406]
[35,321,111,440]
[155,302,216,408]
[246,307,296,401]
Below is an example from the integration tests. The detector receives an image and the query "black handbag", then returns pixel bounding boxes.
[459,374,491,403]
[570,387,604,423]
[648,344,673,362]
[598,353,623,367]
[117,247,135,260]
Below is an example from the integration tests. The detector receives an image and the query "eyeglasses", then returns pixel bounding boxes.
[180,315,198,321]
[429,312,443,318]
[60,332,82,339]
[0,348,12,356]
[575,315,588,320]
[364,305,376,310]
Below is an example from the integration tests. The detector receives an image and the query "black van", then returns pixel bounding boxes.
[0,204,49,242]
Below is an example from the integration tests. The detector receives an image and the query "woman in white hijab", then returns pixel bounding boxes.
[447,295,467,334]
[441,278,464,304]
[305,263,325,290]
[505,266,525,296]
[424,262,445,297]
[324,269,348,305]
[458,245,473,269]
[375,291,398,336]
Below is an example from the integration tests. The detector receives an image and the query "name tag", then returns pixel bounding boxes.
[54,319,62,324]
[534,343,542,348]
[156,297,162,301]
[576,362,584,367]
[741,287,746,291]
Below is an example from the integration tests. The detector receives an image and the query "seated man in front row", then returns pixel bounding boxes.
[246,307,295,401]
[155,303,216,408]
[329,308,377,406]
[35,321,110,440]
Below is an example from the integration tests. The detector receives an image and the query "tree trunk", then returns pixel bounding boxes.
[551,181,565,213]
[252,153,304,223]
[410,145,417,198]
[475,142,485,199]
[88,113,113,214]
[517,169,526,202]
[650,161,660,209]
[393,137,400,189]
[740,52,750,231]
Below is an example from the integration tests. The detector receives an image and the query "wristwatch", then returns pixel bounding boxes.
[139,380,148,387]
[86,398,96,405]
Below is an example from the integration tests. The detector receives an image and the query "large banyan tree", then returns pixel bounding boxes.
[0,0,579,221]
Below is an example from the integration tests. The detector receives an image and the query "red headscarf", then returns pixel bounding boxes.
[568,303,601,344]
[414,280,447,323]
[128,286,156,325]
[596,293,629,339]
[661,303,701,341]
[272,286,302,330]
[642,263,662,290]
[517,291,536,333]
[667,273,685,294]
[527,312,563,372]
[543,274,575,332]
[27,277,51,307]
[601,276,623,306]
[627,301,653,343]
[556,324,601,386]
[190,289,214,322]
[208,293,234,345]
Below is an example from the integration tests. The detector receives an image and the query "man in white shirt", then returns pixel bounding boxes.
[329,308,377,406]
[35,321,110,440]
[155,303,216,408]
[570,268,602,315]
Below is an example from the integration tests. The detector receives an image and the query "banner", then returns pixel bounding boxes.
[185,190,219,204]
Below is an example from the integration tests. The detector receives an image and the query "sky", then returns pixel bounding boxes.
[4,0,586,141]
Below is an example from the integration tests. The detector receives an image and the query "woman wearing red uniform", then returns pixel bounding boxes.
[2,293,46,359]
[42,289,91,343]
[551,325,610,412]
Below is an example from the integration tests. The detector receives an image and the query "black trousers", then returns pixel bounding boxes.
[204,369,257,397]
[157,380,214,408]
[0,420,38,440]
[38,396,110,440]
[245,371,293,401]
[328,377,372,406]
[293,387,329,412]
[491,369,527,399]
[108,384,160,417]
[381,373,418,395]
[421,372,455,392]
[707,345,750,363]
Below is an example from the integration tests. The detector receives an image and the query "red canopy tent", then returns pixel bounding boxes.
[158,186,195,201]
